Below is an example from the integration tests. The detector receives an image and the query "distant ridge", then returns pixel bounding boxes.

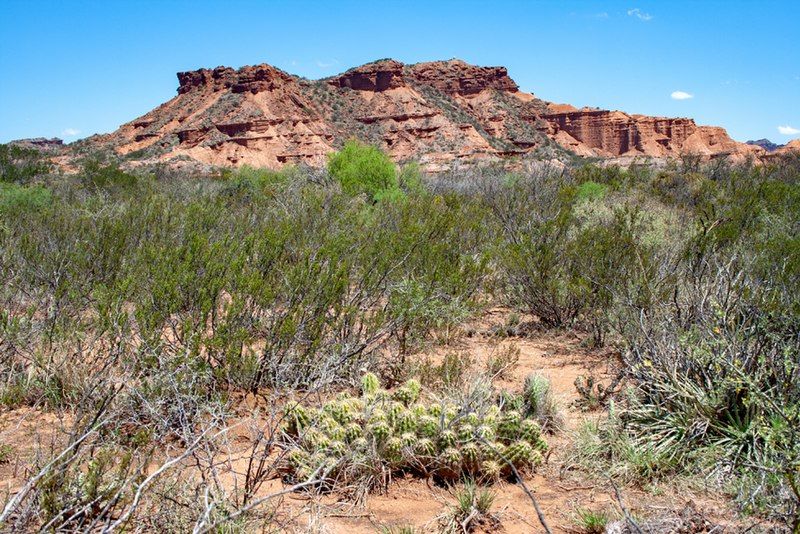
[83,58,765,171]
[746,139,783,152]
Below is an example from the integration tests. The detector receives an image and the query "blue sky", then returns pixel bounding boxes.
[1,0,798,143]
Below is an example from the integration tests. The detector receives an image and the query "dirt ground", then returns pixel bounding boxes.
[289,308,744,533]
[0,308,750,532]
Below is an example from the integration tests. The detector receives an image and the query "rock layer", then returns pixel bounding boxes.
[541,106,759,159]
[90,59,760,170]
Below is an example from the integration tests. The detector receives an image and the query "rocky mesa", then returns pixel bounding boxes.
[88,58,764,170]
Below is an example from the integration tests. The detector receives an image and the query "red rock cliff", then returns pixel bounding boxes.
[91,58,758,169]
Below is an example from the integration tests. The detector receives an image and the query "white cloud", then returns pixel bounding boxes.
[627,8,653,21]
[315,59,339,68]
[61,128,81,137]
[594,12,609,19]
[778,125,800,135]
[671,91,693,100]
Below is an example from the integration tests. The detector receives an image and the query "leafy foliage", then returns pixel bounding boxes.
[0,144,50,183]
[328,139,399,200]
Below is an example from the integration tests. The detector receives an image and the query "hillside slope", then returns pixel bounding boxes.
[89,59,763,170]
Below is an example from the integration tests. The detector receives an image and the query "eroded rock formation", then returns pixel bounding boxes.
[89,58,760,170]
[541,105,760,160]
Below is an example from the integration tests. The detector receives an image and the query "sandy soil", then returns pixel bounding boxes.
[0,308,748,532]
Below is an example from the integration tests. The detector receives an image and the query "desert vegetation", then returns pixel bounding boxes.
[0,143,798,531]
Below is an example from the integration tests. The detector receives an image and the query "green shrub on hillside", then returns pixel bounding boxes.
[574,180,608,202]
[328,140,399,201]
[0,144,50,183]
[0,182,52,215]
[80,157,138,189]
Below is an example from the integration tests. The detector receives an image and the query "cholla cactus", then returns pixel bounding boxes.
[475,424,495,441]
[382,436,404,463]
[368,420,391,443]
[415,438,437,457]
[438,429,457,449]
[361,372,381,396]
[417,415,439,438]
[461,442,481,468]
[504,440,535,468]
[497,410,522,440]
[438,447,462,477]
[344,422,362,443]
[428,403,443,418]
[464,412,480,426]
[457,423,475,441]
[395,409,417,434]
[480,460,502,482]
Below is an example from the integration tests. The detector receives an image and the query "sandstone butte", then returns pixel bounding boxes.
[83,58,779,172]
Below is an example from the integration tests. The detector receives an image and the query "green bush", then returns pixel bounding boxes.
[574,180,608,202]
[0,182,52,215]
[0,144,50,183]
[80,157,138,189]
[327,140,398,200]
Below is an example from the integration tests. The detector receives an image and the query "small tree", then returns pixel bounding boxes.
[327,140,397,200]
